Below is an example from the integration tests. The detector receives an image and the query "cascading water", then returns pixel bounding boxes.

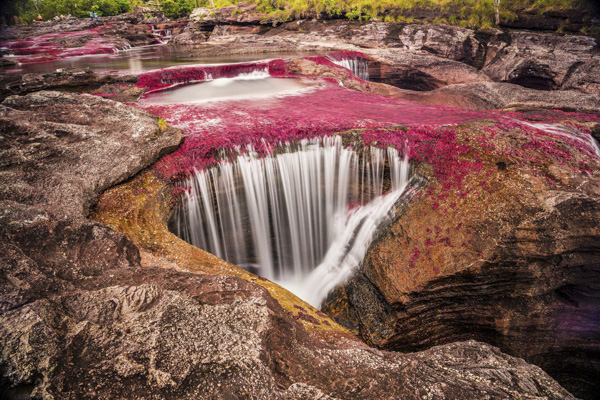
[172,136,410,306]
[329,57,370,81]
[518,120,600,158]
[150,25,172,44]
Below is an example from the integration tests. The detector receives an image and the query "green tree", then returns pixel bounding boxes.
[161,0,195,19]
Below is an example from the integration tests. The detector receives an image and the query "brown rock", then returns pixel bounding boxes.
[0,68,141,101]
[0,91,181,217]
[396,23,487,67]
[0,85,577,400]
[398,81,600,113]
[483,31,600,93]
[324,122,600,399]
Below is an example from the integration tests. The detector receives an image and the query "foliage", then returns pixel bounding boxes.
[1,0,132,22]
[1,0,593,26]
[244,0,588,28]
[160,0,196,19]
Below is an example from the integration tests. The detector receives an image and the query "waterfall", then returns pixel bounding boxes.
[205,68,270,83]
[329,57,369,81]
[150,25,173,45]
[517,120,600,158]
[172,136,410,306]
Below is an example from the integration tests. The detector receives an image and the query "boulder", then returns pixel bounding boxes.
[0,91,181,217]
[397,24,487,67]
[398,81,600,113]
[0,240,576,399]
[0,68,141,101]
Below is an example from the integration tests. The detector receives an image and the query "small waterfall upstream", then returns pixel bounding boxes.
[518,120,600,158]
[329,57,370,80]
[172,136,410,306]
[150,25,172,44]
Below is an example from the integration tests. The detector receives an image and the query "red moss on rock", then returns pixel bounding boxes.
[327,50,369,61]
[0,25,131,64]
[135,59,288,93]
[131,62,600,187]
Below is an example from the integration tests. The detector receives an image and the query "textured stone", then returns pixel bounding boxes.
[324,122,600,399]
[0,68,141,101]
[0,91,181,217]
[397,24,486,67]
[0,89,577,400]
[483,32,600,93]
[396,81,600,113]
[0,259,577,399]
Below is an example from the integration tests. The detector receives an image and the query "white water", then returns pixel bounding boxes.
[329,57,370,81]
[173,136,410,306]
[150,25,172,44]
[518,120,600,158]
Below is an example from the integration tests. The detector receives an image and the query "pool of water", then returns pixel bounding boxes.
[1,44,320,75]
[139,71,317,104]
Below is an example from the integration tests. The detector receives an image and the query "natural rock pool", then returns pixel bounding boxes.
[140,70,318,104]
[0,43,321,74]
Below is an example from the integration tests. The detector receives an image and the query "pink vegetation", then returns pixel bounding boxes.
[131,62,600,186]
[363,127,481,191]
[136,78,486,180]
[135,59,286,92]
[304,55,369,84]
[1,24,151,64]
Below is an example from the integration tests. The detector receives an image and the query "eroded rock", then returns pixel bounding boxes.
[0,68,142,101]
[0,254,577,399]
[398,81,600,112]
[483,32,600,93]
[0,91,181,217]
[324,121,600,399]
[0,83,578,400]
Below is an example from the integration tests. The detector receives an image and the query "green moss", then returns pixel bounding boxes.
[581,25,600,36]
[158,117,168,132]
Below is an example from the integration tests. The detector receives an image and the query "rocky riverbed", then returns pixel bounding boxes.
[1,7,600,400]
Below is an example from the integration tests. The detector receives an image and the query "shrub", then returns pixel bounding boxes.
[161,0,196,19]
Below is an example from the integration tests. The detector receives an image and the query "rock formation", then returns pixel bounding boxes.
[0,68,142,101]
[0,89,580,400]
[323,120,600,399]
[1,8,600,400]
[176,18,600,97]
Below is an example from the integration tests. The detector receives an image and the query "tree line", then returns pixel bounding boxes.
[0,0,214,23]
